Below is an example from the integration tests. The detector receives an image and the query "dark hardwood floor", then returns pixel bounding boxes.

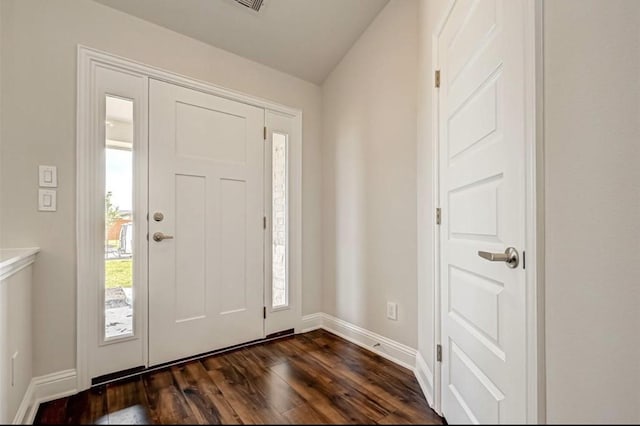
[35,329,443,424]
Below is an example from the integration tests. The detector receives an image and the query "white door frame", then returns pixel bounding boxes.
[430,1,545,423]
[76,45,303,391]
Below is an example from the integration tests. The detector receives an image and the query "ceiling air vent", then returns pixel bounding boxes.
[234,0,265,12]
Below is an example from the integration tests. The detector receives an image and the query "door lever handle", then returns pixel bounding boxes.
[153,232,174,242]
[478,247,519,269]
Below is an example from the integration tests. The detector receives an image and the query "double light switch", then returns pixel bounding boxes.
[38,165,57,211]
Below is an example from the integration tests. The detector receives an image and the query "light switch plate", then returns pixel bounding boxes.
[38,189,56,211]
[39,165,57,187]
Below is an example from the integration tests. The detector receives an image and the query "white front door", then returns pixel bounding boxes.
[148,79,265,366]
[438,0,528,423]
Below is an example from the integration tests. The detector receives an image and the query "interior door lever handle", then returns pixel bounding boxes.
[478,247,519,269]
[153,232,174,242]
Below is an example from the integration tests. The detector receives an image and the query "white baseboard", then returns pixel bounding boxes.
[301,313,440,412]
[415,351,435,408]
[300,312,324,332]
[13,369,77,424]
[11,381,35,425]
[12,324,435,424]
[301,312,417,371]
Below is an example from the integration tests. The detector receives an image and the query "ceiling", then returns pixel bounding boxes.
[93,0,389,85]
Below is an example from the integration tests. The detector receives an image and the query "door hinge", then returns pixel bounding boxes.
[264,126,267,140]
[263,306,267,319]
[263,216,267,230]
[522,250,526,269]
[437,344,442,362]
[436,208,441,225]
[435,70,441,88]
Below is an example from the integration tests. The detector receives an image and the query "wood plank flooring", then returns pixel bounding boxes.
[35,330,443,425]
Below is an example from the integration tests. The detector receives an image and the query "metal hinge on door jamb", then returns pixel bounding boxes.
[263,216,267,230]
[436,208,441,225]
[264,126,267,140]
[263,306,266,319]
[435,70,441,88]
[437,344,442,362]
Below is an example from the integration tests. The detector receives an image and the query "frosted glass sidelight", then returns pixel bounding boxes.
[272,133,288,308]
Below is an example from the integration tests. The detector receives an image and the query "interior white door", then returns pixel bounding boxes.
[148,79,265,366]
[438,0,528,423]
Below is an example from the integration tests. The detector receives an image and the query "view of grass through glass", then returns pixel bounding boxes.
[104,96,134,340]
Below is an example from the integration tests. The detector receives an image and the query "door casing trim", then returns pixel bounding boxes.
[429,1,545,422]
[76,45,303,391]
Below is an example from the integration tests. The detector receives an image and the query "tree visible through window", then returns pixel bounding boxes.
[104,95,134,340]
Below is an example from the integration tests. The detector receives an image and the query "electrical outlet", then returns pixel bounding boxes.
[11,351,18,387]
[386,302,398,321]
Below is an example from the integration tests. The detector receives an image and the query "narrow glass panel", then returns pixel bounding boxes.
[104,96,134,340]
[272,133,288,308]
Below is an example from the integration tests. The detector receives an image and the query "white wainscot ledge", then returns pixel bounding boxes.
[0,248,40,282]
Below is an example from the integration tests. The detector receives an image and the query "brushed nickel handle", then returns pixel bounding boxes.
[478,247,519,269]
[153,232,174,242]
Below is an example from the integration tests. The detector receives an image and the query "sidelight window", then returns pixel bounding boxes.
[104,95,135,340]
[271,132,289,309]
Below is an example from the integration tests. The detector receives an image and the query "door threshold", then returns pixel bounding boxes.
[90,329,295,387]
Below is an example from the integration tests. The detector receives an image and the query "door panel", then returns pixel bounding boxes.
[174,174,206,321]
[148,79,264,366]
[439,0,527,423]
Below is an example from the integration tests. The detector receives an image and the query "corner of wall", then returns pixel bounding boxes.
[13,369,77,425]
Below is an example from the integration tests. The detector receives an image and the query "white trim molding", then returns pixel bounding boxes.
[301,313,438,411]
[13,369,77,425]
[415,351,435,408]
[0,248,39,282]
[77,45,303,391]
[301,313,419,378]
[300,313,324,332]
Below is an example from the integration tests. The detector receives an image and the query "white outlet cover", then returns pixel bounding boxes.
[39,165,57,187]
[38,189,57,211]
[386,302,398,321]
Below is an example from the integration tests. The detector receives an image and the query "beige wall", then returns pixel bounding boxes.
[544,0,640,422]
[0,0,3,251]
[322,0,418,348]
[0,0,323,377]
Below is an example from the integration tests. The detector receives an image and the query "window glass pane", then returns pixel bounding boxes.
[272,133,288,308]
[104,96,134,340]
